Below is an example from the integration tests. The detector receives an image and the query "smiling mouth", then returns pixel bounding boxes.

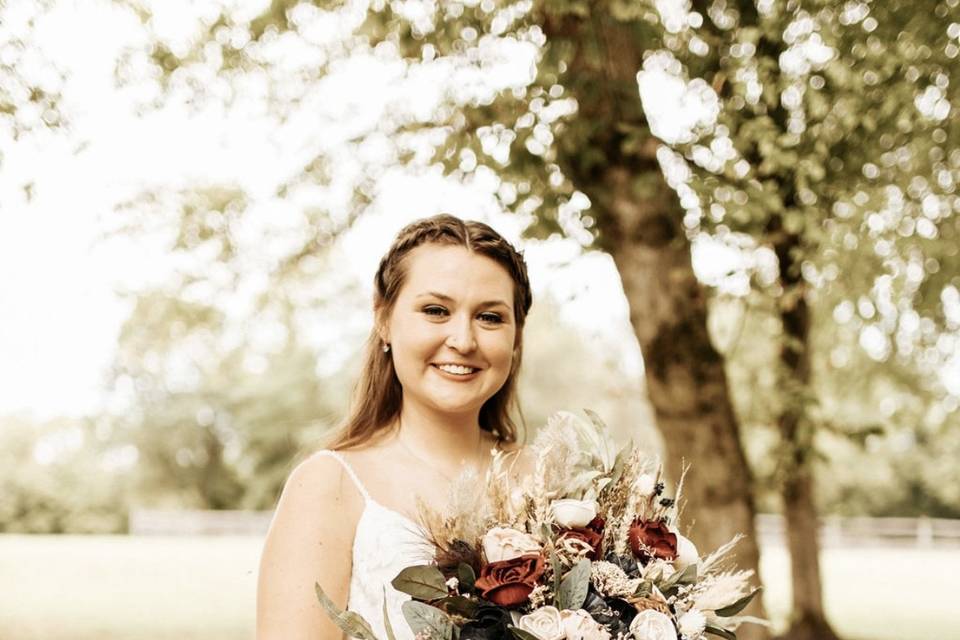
[432,363,480,376]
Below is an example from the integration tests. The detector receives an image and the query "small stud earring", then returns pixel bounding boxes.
[383,343,391,353]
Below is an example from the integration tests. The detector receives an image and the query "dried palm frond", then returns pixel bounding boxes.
[415,467,494,572]
[672,463,690,524]
[485,450,514,525]
[699,534,744,575]
[690,569,755,612]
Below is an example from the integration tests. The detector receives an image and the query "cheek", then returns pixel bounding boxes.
[391,317,433,352]
[484,331,516,367]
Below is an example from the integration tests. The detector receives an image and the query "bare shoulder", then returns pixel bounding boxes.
[256,451,360,639]
[284,450,352,501]
[265,449,363,553]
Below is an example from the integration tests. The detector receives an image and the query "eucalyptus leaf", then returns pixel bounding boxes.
[677,562,698,585]
[660,562,697,593]
[632,580,652,598]
[704,624,738,640]
[382,587,397,640]
[457,563,476,592]
[715,587,762,617]
[402,601,454,640]
[437,595,479,618]
[314,582,380,640]
[606,444,630,492]
[392,565,449,600]
[541,522,554,542]
[557,558,591,610]
[560,409,615,472]
[549,549,562,599]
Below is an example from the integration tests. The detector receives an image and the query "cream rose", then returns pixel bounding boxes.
[560,608,611,640]
[673,532,699,569]
[677,609,706,639]
[551,498,598,528]
[518,606,565,640]
[482,526,542,563]
[628,610,677,640]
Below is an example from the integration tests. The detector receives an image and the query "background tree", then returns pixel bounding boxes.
[652,3,960,637]
[103,184,351,509]
[0,415,128,533]
[0,1,64,138]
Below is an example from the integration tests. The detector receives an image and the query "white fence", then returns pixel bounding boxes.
[129,509,273,536]
[755,514,960,548]
[129,508,960,547]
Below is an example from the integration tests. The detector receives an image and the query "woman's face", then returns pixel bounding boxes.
[383,243,518,421]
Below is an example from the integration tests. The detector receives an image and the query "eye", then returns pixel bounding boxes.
[422,305,448,317]
[479,312,504,324]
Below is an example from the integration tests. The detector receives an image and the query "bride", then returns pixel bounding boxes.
[256,214,535,639]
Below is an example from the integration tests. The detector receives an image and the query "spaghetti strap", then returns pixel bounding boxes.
[316,449,371,503]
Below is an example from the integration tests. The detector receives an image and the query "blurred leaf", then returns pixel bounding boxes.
[315,582,379,640]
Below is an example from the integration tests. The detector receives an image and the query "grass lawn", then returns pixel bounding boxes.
[1,535,958,639]
[0,535,259,640]
[759,545,960,640]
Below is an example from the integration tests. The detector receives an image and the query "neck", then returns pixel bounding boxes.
[395,403,485,469]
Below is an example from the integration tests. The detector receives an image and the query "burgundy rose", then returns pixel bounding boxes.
[473,553,545,607]
[585,515,605,533]
[627,519,677,564]
[558,516,605,560]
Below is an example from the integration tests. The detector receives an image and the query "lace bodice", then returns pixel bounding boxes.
[316,450,435,640]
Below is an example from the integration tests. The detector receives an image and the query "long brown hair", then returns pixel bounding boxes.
[326,214,533,450]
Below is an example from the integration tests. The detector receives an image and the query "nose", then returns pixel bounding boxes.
[445,312,478,353]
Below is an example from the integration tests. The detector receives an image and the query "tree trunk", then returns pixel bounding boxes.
[589,164,768,640]
[772,228,840,640]
[539,12,767,637]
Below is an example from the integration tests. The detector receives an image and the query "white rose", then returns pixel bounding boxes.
[673,533,699,569]
[635,473,657,497]
[518,606,565,640]
[677,609,706,639]
[551,498,598,528]
[560,608,611,640]
[628,610,677,640]
[482,526,542,563]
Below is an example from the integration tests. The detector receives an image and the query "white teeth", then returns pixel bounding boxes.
[436,364,477,375]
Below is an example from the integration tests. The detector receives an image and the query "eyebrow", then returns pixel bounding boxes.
[416,291,512,309]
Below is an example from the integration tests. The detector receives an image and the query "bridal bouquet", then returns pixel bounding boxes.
[317,411,761,640]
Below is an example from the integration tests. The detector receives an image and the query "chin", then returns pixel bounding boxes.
[425,396,486,416]
[430,401,482,416]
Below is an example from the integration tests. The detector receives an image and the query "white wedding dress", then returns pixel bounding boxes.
[316,450,436,640]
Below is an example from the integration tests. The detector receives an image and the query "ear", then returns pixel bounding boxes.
[373,307,390,343]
